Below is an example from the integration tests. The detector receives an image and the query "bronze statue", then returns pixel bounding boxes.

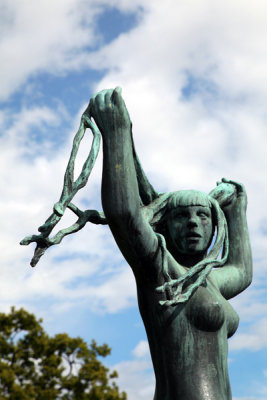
[21,87,253,400]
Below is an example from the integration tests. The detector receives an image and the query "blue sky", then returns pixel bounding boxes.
[1,1,267,399]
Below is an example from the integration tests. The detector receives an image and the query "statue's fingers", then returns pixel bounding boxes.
[89,89,112,115]
[88,96,97,119]
[95,90,106,111]
[82,96,94,119]
[111,87,122,103]
[111,87,132,125]
[83,115,99,133]
[115,86,122,94]
[155,285,165,293]
[111,87,125,108]
[221,178,245,194]
[90,92,106,130]
[104,89,114,110]
[222,177,240,186]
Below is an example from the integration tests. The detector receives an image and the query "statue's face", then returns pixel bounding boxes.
[167,205,213,255]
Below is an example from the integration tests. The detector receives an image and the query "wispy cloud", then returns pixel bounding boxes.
[1,0,267,337]
[230,317,267,351]
[233,398,267,400]
[132,340,150,358]
[1,1,267,399]
[113,341,154,400]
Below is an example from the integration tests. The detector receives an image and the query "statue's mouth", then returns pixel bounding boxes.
[186,231,201,239]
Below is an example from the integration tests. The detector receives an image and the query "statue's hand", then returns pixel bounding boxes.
[84,87,131,135]
[221,178,247,212]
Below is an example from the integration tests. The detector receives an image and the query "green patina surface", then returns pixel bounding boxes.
[21,87,252,399]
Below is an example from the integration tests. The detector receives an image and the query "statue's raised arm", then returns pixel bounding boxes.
[210,178,252,299]
[87,88,253,399]
[87,88,167,281]
[21,87,253,400]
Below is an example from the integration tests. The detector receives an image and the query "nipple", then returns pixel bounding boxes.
[185,287,225,332]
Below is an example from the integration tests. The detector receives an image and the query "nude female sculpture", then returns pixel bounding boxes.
[87,87,252,400]
[22,87,253,400]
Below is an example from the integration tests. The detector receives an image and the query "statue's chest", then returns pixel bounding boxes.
[184,284,226,332]
[145,280,239,338]
[182,280,239,336]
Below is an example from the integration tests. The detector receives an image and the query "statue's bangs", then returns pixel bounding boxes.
[167,190,212,210]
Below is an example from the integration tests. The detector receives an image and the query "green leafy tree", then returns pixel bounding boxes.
[0,307,127,400]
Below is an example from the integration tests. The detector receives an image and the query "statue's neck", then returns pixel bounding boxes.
[165,238,206,267]
[174,252,206,268]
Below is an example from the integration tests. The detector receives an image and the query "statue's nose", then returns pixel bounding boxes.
[187,216,198,227]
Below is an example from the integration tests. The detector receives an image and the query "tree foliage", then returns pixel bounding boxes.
[0,307,127,400]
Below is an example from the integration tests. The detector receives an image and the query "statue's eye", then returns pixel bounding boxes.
[198,211,210,218]
[175,211,188,218]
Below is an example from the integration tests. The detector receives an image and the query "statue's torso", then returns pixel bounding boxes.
[135,259,239,400]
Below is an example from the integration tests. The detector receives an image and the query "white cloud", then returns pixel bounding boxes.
[0,99,137,317]
[0,0,266,335]
[132,340,150,358]
[86,6,267,238]
[86,4,267,359]
[0,0,144,101]
[230,318,267,351]
[0,2,267,399]
[0,1,84,99]
[114,359,154,400]
[230,291,267,325]
[0,4,267,395]
[233,398,267,400]
[113,343,154,400]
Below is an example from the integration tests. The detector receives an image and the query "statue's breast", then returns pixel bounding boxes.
[185,284,239,336]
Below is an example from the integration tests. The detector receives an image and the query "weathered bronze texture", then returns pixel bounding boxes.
[22,87,252,399]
